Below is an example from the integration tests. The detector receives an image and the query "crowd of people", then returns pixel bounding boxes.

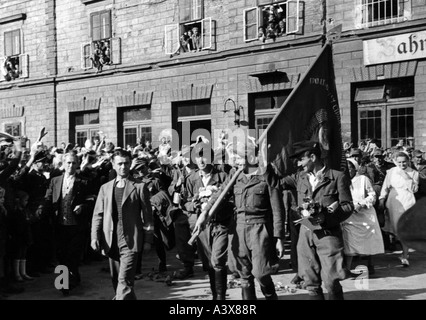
[0,128,424,300]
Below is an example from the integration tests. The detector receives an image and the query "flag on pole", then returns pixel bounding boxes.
[259,42,346,177]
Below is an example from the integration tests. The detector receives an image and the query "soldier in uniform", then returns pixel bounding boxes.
[281,141,354,300]
[184,140,232,300]
[194,139,285,300]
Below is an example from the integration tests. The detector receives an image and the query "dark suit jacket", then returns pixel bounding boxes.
[282,167,353,230]
[43,173,92,225]
[91,176,154,255]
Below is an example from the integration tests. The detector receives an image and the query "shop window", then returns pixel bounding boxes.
[356,77,414,148]
[249,90,292,139]
[243,0,301,42]
[4,122,21,137]
[120,106,152,148]
[72,111,100,147]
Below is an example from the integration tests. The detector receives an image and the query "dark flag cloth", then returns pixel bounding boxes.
[259,42,346,177]
[397,197,426,253]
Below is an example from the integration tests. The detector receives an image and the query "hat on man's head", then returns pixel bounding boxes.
[372,149,384,157]
[413,149,425,158]
[289,140,321,159]
[349,148,362,157]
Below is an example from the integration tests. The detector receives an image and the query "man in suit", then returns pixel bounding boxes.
[39,151,93,295]
[281,141,354,300]
[91,149,153,300]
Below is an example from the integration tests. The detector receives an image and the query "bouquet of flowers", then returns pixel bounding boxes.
[194,185,219,213]
[294,197,324,230]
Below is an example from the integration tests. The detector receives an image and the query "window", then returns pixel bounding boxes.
[165,0,215,55]
[4,122,21,137]
[82,10,121,70]
[4,29,21,56]
[249,90,291,139]
[72,111,100,147]
[355,0,411,28]
[91,11,111,41]
[1,29,29,81]
[121,107,152,147]
[356,78,414,148]
[172,100,211,148]
[244,0,300,42]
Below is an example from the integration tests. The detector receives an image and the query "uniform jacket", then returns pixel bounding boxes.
[282,167,353,230]
[91,176,153,255]
[204,167,285,239]
[183,167,232,224]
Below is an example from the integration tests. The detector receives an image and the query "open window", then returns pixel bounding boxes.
[164,0,215,55]
[1,29,28,81]
[81,10,121,70]
[244,0,301,42]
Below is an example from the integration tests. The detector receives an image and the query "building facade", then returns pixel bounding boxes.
[0,0,425,151]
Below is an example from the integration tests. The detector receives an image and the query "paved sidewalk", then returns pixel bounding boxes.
[4,245,426,300]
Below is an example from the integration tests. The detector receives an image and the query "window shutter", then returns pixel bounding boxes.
[111,37,121,64]
[81,43,92,70]
[164,24,179,55]
[0,56,6,81]
[354,0,363,29]
[201,17,212,50]
[286,0,299,34]
[19,54,29,78]
[13,30,21,55]
[179,0,191,22]
[244,7,259,42]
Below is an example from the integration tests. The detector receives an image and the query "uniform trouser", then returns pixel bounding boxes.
[108,235,138,300]
[297,226,346,300]
[173,211,196,270]
[233,221,276,300]
[198,223,229,299]
[56,224,85,286]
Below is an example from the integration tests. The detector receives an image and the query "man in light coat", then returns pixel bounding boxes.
[91,149,153,300]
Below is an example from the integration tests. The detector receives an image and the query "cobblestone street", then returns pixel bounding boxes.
[5,243,426,301]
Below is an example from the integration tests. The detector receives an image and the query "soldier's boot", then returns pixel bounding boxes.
[208,269,217,300]
[241,277,257,300]
[260,277,278,300]
[215,269,227,300]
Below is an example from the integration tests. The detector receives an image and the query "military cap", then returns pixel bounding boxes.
[372,149,384,157]
[289,140,321,159]
[413,149,425,158]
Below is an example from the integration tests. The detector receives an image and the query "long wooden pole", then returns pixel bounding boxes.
[188,167,243,245]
